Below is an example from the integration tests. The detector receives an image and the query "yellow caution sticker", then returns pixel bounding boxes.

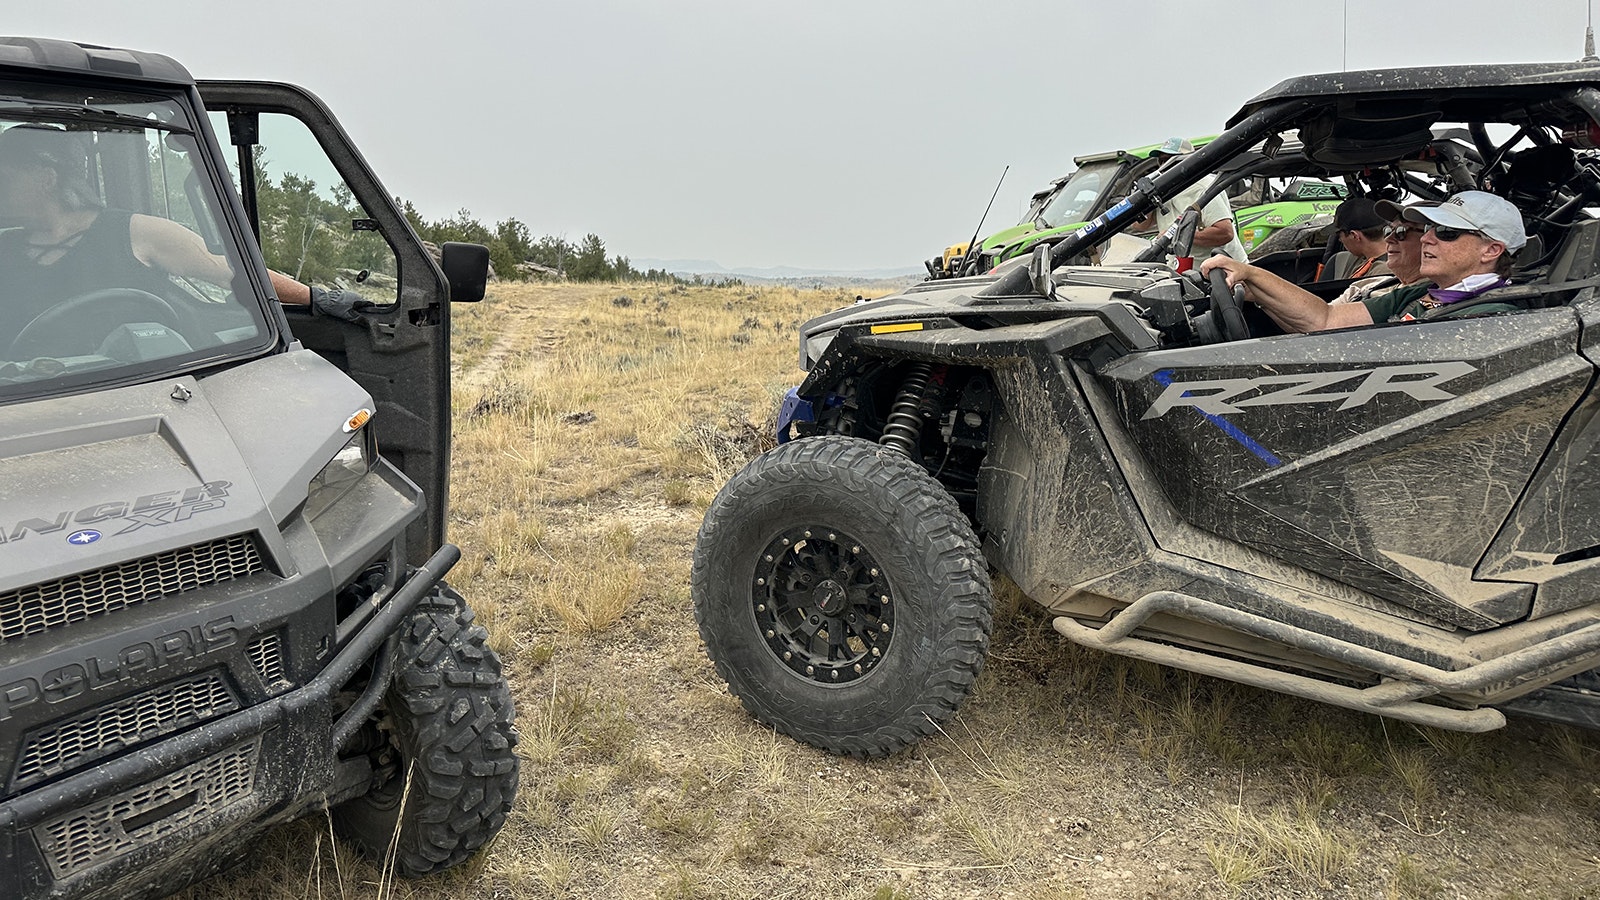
[869,322,925,335]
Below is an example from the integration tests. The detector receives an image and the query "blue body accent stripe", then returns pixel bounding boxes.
[1151,369,1282,467]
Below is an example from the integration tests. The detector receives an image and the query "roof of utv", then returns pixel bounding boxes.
[1229,61,1600,125]
[0,37,192,85]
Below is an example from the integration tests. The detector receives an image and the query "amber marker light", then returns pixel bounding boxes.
[343,408,373,433]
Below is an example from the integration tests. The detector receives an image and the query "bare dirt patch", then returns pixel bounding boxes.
[183,282,1600,900]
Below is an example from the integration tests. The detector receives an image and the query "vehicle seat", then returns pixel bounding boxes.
[1509,234,1545,280]
[1546,217,1600,284]
[1507,217,1600,309]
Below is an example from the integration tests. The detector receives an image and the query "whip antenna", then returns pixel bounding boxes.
[1587,0,1597,60]
[961,165,1009,273]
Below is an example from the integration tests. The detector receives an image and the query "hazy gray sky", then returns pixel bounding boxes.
[8,1,1596,272]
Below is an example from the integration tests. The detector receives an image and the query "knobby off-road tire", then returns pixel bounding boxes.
[692,435,993,757]
[332,581,519,876]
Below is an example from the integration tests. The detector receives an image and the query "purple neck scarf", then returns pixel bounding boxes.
[1426,276,1509,307]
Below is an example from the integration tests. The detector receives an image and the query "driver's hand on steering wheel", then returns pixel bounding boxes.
[1199,253,1252,289]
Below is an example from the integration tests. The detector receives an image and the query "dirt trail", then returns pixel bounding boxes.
[455,290,574,390]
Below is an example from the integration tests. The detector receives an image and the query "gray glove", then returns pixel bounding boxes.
[309,286,377,322]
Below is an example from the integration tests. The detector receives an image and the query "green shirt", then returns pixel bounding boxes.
[1362,283,1522,323]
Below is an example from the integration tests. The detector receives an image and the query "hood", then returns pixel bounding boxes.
[981,222,1040,252]
[0,349,370,593]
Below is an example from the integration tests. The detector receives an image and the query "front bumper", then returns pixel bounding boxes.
[0,544,458,900]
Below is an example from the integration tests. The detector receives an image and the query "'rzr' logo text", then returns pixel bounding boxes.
[1143,363,1476,420]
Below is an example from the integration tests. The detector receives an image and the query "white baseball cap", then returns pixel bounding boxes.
[1401,190,1528,251]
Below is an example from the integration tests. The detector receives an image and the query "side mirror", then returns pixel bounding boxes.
[1028,242,1056,301]
[440,242,489,303]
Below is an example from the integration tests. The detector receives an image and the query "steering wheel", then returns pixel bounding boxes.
[8,288,182,360]
[1206,264,1251,342]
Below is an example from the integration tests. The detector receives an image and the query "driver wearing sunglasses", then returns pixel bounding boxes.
[1200,191,1528,333]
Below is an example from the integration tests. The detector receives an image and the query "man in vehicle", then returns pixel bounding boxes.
[1329,203,1426,305]
[1199,190,1527,332]
[1138,136,1249,263]
[1319,196,1391,281]
[0,123,366,342]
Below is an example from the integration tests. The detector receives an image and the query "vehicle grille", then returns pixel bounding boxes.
[34,739,260,879]
[247,633,286,686]
[0,534,264,644]
[12,673,240,792]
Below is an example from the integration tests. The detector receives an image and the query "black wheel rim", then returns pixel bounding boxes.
[752,526,894,685]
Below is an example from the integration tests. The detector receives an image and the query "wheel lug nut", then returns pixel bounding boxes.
[806,665,815,675]
[757,604,766,612]
[783,652,792,660]
[831,670,839,680]
[828,533,836,540]
[870,568,878,576]
[782,537,790,545]
[851,545,860,554]
[804,530,812,538]
[764,554,773,561]
[756,578,765,586]
[872,647,880,657]
[880,624,890,633]
[880,595,889,603]
[853,664,862,674]
[766,630,776,638]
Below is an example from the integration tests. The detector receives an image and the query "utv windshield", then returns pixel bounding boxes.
[1035,160,1123,230]
[0,79,267,404]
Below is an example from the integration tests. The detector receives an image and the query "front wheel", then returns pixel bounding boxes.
[332,581,519,876]
[692,436,993,757]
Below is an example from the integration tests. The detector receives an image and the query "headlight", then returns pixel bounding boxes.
[802,331,836,371]
[304,427,373,521]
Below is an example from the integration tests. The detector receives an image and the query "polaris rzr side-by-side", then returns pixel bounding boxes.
[694,59,1600,757]
[0,39,516,898]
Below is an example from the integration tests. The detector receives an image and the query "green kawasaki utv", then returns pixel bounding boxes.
[929,137,1348,279]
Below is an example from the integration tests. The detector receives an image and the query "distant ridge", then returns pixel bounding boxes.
[633,258,923,283]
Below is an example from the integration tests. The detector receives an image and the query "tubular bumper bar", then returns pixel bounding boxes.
[1053,590,1600,732]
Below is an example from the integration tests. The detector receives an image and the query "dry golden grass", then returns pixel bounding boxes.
[183,280,1600,900]
[1201,801,1354,889]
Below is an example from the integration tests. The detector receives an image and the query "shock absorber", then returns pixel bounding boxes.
[879,363,934,457]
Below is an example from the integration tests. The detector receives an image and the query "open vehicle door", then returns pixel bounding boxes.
[196,81,486,562]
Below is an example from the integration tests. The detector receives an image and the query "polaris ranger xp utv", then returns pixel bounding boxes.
[0,39,516,898]
[693,60,1600,757]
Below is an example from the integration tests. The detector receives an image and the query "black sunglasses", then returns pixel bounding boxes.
[1421,222,1483,242]
[1381,224,1417,241]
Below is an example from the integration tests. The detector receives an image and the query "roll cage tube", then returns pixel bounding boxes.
[1135,153,1288,263]
[981,100,1309,298]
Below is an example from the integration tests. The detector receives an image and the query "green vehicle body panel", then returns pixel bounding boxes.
[945,136,1346,274]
